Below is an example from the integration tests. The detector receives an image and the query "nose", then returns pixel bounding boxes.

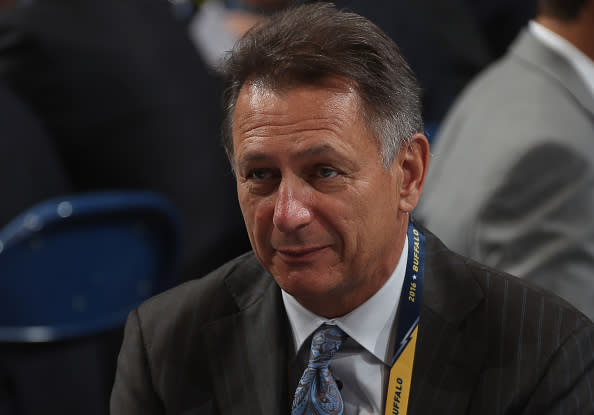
[273,177,313,233]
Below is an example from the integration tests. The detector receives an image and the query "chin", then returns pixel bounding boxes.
[278,269,341,298]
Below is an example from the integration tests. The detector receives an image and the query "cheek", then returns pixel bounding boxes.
[340,191,392,246]
[317,199,358,248]
[239,197,274,240]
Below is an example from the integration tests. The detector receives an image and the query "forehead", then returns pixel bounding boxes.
[231,78,377,158]
[235,76,362,118]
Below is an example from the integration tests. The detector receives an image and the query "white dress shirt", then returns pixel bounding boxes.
[283,237,408,415]
[529,21,594,97]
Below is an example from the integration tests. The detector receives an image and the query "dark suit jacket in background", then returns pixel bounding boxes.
[111,226,594,414]
[0,0,251,281]
[0,80,71,226]
[331,0,536,127]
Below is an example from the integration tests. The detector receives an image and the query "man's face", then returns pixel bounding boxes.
[232,77,411,317]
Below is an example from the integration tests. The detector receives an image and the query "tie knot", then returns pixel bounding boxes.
[308,324,347,365]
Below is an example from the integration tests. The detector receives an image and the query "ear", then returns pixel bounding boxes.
[394,133,430,212]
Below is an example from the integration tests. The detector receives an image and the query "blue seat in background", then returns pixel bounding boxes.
[0,190,181,342]
[0,191,181,415]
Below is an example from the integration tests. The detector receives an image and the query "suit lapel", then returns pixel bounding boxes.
[202,263,289,415]
[409,228,488,413]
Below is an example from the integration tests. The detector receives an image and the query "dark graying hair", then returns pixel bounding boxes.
[538,0,590,20]
[219,2,423,167]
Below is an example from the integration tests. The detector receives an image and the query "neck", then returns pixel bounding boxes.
[536,10,594,61]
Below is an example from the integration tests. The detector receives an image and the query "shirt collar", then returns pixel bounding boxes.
[282,236,408,365]
[529,20,594,97]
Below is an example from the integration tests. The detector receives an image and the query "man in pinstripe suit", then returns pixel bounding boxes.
[111,3,594,414]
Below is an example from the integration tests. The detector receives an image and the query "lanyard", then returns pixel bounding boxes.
[384,221,425,415]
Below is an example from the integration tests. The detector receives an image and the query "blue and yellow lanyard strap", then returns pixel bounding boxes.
[384,222,425,415]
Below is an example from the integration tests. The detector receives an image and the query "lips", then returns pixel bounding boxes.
[275,245,328,262]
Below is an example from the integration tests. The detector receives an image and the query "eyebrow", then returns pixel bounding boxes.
[295,144,341,159]
[236,144,344,171]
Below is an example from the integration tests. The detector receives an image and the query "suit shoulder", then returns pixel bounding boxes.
[423,227,590,327]
[419,228,594,415]
[442,42,590,142]
[134,252,266,334]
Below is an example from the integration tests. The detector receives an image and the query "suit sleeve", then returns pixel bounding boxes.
[471,142,594,318]
[522,322,594,414]
[110,309,165,415]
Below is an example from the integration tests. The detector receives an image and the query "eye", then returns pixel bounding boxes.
[243,168,279,195]
[247,169,272,180]
[317,167,338,179]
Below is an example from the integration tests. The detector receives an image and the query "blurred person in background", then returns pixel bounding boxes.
[187,0,291,70]
[0,80,71,227]
[0,0,255,413]
[417,0,594,319]
[0,0,251,283]
[183,0,536,137]
[332,0,536,136]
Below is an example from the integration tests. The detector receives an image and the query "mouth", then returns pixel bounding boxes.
[275,246,328,263]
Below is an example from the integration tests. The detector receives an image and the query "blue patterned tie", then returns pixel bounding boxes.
[292,324,348,415]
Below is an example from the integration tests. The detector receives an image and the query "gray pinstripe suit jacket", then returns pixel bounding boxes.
[111,226,594,414]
